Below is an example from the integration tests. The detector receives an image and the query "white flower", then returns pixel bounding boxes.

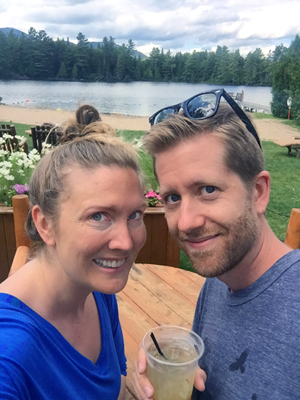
[0,149,9,157]
[4,174,14,181]
[2,133,13,140]
[10,151,27,161]
[0,167,10,176]
[0,161,12,169]
[28,150,41,162]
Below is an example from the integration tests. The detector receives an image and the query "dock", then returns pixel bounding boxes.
[240,101,271,114]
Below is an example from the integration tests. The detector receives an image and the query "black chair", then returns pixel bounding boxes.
[0,124,28,154]
[31,124,58,153]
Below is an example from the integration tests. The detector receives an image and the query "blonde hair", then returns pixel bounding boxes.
[143,104,264,189]
[26,106,143,251]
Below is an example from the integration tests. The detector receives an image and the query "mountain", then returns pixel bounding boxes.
[0,27,27,37]
[0,27,147,59]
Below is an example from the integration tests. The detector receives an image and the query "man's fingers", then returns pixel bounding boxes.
[132,345,154,399]
[137,343,147,374]
[194,367,207,392]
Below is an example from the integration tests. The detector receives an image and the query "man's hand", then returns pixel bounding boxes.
[132,344,207,399]
[132,344,154,400]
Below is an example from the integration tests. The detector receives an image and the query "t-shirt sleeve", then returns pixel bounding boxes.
[106,294,127,376]
[0,364,21,399]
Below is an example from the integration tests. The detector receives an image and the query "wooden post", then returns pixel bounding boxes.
[284,208,300,249]
[12,194,31,248]
[135,207,180,267]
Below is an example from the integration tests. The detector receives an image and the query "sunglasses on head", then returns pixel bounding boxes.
[149,89,261,148]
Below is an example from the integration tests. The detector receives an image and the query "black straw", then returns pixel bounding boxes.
[150,332,168,360]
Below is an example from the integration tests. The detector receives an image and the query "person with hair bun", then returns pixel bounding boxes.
[0,105,147,399]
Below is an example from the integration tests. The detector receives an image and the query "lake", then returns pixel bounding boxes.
[0,80,272,117]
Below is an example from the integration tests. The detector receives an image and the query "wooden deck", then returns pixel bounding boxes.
[117,263,206,399]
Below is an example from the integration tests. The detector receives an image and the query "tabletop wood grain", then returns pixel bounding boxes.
[117,263,206,399]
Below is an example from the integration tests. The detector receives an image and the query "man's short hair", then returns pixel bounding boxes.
[143,104,265,189]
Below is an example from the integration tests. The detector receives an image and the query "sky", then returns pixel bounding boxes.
[1,0,299,57]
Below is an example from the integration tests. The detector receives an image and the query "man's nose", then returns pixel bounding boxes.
[177,200,205,233]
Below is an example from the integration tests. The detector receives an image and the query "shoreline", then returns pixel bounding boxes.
[0,104,299,141]
[0,104,150,131]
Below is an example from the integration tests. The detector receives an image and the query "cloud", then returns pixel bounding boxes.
[1,0,300,56]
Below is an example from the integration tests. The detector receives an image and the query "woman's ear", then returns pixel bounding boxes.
[253,171,271,215]
[31,205,56,246]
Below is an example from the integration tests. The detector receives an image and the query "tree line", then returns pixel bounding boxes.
[0,28,299,122]
[0,27,275,85]
[270,35,300,123]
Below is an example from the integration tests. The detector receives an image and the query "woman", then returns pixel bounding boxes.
[0,105,146,399]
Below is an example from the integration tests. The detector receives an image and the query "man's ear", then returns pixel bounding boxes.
[253,171,271,215]
[31,205,56,246]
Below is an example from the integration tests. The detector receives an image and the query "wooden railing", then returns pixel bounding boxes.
[0,205,15,282]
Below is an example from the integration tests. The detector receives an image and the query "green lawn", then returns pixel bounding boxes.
[2,116,300,272]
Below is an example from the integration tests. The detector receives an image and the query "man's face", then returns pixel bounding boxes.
[156,134,259,278]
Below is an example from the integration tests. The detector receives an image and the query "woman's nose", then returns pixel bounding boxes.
[108,224,133,251]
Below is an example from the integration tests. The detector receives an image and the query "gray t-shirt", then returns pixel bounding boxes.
[192,250,300,400]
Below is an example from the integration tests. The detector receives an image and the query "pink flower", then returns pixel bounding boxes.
[145,190,157,198]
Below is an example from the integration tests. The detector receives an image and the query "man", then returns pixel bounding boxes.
[133,90,300,399]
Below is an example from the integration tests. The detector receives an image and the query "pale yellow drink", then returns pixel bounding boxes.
[142,326,204,400]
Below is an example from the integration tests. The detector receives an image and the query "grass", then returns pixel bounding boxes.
[2,114,300,271]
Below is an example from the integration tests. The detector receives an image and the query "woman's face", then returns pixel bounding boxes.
[49,165,146,294]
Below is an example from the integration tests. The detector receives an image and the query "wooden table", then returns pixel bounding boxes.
[273,137,300,157]
[117,263,206,399]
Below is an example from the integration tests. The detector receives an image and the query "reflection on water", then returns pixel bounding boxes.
[0,80,272,117]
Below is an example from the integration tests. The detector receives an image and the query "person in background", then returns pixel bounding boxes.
[0,105,147,399]
[133,89,300,399]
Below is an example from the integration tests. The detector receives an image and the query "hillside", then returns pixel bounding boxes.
[0,27,147,59]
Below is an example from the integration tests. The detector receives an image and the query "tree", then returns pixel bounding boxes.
[75,32,90,79]
[57,62,67,79]
[0,32,11,78]
[271,35,300,121]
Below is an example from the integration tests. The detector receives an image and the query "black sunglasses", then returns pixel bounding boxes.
[149,89,261,148]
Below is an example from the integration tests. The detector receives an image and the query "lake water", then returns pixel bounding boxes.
[0,80,272,117]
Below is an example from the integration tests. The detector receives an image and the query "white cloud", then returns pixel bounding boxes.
[136,43,162,56]
[1,0,300,55]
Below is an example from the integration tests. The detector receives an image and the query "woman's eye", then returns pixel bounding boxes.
[201,186,216,194]
[165,193,181,204]
[91,212,106,222]
[128,211,143,220]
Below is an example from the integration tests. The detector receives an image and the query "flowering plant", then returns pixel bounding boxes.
[145,190,162,207]
[0,134,41,206]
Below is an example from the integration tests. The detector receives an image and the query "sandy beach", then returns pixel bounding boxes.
[0,105,150,131]
[0,104,299,142]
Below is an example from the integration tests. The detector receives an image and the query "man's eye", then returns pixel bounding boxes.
[128,211,143,220]
[202,186,216,194]
[166,193,181,204]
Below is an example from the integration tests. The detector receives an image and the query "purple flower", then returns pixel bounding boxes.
[12,183,29,195]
